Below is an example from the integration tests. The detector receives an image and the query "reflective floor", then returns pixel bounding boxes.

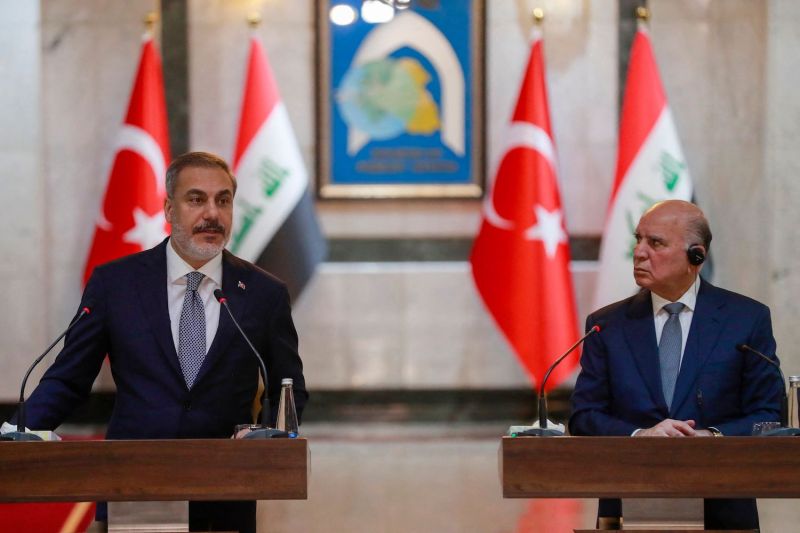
[257,423,800,533]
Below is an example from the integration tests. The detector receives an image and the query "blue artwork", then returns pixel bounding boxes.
[319,0,484,197]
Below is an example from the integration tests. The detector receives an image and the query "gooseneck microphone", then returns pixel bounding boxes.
[518,324,602,437]
[213,289,287,439]
[2,302,93,442]
[736,343,800,435]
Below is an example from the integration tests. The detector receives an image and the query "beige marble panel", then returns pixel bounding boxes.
[765,0,800,374]
[294,262,596,389]
[0,2,48,399]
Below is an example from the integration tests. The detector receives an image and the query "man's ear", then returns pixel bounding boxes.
[164,197,173,223]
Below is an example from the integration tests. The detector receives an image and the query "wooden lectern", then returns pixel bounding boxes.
[500,436,800,531]
[0,439,308,531]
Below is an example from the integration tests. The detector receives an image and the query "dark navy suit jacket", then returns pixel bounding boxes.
[569,280,781,529]
[570,280,781,437]
[22,239,307,439]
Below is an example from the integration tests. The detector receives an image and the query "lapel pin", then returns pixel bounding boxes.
[238,281,246,290]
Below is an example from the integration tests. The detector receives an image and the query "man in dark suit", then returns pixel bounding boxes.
[570,200,781,530]
[8,151,307,532]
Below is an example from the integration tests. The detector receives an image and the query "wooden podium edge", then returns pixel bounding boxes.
[0,438,309,502]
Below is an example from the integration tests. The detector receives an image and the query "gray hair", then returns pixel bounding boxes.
[685,211,713,251]
[165,151,237,199]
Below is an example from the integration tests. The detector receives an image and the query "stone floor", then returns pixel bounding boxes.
[254,423,800,533]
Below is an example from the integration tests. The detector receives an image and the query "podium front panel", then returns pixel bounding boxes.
[0,439,308,502]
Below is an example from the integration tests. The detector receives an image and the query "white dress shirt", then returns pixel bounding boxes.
[650,275,700,368]
[166,239,223,354]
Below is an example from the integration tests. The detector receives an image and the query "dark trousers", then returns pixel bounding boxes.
[598,498,759,530]
[189,500,256,533]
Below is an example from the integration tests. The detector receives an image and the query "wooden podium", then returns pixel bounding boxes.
[0,438,308,502]
[500,436,800,531]
[0,439,308,531]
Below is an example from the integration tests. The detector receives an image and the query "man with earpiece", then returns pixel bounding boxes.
[570,199,782,530]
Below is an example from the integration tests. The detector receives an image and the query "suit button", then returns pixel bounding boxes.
[184,401,192,411]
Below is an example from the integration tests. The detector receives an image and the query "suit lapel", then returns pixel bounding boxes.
[135,239,185,383]
[671,281,725,414]
[193,251,251,386]
[623,290,668,413]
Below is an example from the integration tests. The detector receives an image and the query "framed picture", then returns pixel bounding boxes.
[316,0,485,199]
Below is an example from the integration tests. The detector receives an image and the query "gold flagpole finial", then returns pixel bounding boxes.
[532,8,544,25]
[247,12,262,28]
[144,11,158,34]
[635,6,650,22]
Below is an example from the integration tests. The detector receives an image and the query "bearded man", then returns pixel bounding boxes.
[6,152,307,533]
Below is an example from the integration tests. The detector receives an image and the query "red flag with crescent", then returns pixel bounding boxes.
[82,37,170,284]
[470,29,579,391]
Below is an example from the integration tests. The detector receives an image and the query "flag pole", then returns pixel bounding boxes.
[532,7,544,25]
[247,11,262,30]
[143,11,158,38]
[635,5,650,32]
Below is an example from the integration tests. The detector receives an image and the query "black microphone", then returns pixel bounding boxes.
[517,324,602,437]
[736,343,800,436]
[213,289,287,439]
[2,302,93,441]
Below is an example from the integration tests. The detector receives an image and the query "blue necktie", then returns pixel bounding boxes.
[178,271,206,388]
[659,302,685,407]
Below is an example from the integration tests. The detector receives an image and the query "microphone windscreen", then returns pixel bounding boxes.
[213,289,225,302]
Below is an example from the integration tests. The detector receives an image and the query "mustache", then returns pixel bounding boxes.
[192,221,226,234]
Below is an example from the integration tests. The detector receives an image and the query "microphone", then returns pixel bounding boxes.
[517,324,602,437]
[736,343,800,436]
[213,289,287,439]
[2,302,93,441]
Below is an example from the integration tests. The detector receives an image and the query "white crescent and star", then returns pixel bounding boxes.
[482,121,567,259]
[96,124,168,249]
[123,207,168,249]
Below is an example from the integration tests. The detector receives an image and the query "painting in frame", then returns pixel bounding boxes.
[316,0,486,199]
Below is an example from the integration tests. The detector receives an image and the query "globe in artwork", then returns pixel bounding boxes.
[336,57,440,142]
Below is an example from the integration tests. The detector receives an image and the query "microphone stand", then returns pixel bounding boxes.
[2,305,92,441]
[517,325,601,437]
[214,290,288,439]
[737,344,800,436]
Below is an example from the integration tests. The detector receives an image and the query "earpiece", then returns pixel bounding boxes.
[687,245,705,266]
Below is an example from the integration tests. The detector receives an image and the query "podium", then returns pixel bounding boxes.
[0,439,308,531]
[500,436,800,531]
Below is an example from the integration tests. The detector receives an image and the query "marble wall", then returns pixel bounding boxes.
[1,0,799,400]
[764,0,800,373]
[0,0,47,395]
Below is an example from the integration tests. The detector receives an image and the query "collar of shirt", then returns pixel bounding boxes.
[650,275,700,318]
[166,238,223,287]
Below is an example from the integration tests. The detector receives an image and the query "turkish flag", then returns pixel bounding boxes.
[470,28,579,391]
[82,37,170,284]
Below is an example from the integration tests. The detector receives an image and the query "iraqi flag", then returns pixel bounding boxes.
[470,28,579,391]
[230,36,326,301]
[83,37,170,285]
[593,24,693,309]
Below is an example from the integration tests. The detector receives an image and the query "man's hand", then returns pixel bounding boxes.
[635,419,697,437]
